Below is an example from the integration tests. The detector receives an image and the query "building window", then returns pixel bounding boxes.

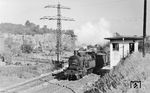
[112,43,119,51]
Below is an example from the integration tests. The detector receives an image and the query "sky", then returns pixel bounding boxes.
[0,0,150,45]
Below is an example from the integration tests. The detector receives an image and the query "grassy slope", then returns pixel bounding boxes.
[0,64,54,89]
[84,52,150,93]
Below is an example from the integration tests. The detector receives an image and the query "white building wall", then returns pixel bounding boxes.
[110,40,139,68]
[119,43,130,58]
[110,43,120,68]
[134,42,139,52]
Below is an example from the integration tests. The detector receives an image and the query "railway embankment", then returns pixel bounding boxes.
[0,64,53,89]
[84,52,150,93]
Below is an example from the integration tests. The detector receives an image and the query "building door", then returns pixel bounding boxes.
[129,43,135,54]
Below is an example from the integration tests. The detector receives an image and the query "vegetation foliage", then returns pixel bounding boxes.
[0,20,75,36]
[21,44,33,54]
[84,52,150,93]
[138,40,150,53]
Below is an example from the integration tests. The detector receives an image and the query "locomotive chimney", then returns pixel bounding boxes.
[74,50,78,56]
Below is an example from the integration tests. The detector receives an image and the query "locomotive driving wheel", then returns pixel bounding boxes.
[68,75,76,80]
[87,68,94,74]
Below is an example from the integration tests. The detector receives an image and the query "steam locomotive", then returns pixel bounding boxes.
[53,50,106,80]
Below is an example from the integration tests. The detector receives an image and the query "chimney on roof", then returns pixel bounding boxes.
[113,32,121,37]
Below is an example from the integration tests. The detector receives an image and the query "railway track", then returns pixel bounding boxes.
[0,65,76,93]
[0,73,53,93]
[42,80,76,93]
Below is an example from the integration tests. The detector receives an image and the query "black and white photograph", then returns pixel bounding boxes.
[0,0,150,93]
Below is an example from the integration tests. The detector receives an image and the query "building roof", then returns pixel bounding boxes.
[105,36,143,41]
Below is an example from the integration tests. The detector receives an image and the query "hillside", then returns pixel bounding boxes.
[0,21,75,35]
[0,21,76,52]
[0,23,53,35]
[84,52,150,93]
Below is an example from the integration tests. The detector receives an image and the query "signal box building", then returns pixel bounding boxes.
[105,36,142,68]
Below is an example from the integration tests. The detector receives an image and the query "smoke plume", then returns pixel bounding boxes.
[75,18,112,46]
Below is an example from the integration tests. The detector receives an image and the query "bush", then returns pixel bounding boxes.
[21,44,33,53]
[138,41,150,52]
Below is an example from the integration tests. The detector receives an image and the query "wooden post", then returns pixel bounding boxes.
[143,0,147,57]
[122,38,125,58]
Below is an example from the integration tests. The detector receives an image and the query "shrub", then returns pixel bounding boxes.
[21,44,33,53]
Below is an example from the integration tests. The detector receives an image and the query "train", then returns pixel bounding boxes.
[53,50,107,80]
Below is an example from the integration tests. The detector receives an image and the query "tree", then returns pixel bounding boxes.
[41,25,49,33]
[25,20,31,27]
[21,44,33,53]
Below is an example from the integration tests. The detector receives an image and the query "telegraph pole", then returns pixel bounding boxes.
[40,2,74,62]
[143,0,147,57]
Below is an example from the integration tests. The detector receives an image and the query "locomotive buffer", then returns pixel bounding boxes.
[40,2,75,65]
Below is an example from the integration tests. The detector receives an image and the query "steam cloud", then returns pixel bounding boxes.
[75,18,113,46]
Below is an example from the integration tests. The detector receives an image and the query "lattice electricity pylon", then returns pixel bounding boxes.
[40,2,75,62]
